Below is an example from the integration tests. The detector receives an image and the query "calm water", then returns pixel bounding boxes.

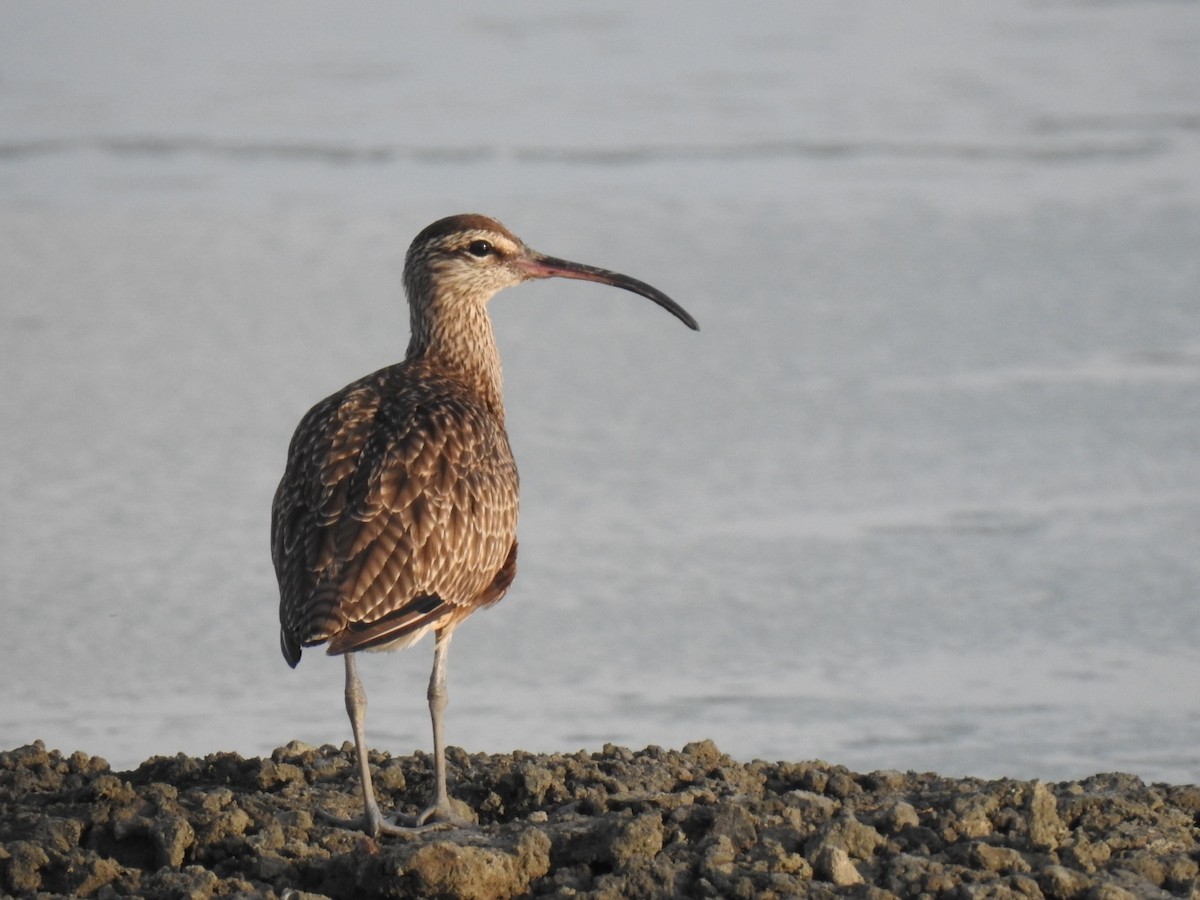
[2,2,1199,783]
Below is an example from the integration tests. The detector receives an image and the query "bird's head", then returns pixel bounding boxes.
[403,213,698,330]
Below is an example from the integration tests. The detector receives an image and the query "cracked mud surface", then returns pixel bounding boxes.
[3,740,1199,898]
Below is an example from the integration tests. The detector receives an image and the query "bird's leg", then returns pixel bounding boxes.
[344,653,386,835]
[318,646,467,835]
[317,653,411,837]
[415,629,472,827]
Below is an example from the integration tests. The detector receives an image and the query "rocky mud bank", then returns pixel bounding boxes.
[2,740,1199,898]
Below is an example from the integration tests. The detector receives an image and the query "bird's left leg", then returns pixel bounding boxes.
[317,653,412,836]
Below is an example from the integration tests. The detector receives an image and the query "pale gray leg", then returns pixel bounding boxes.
[318,646,468,835]
[343,652,386,836]
[317,653,409,836]
[416,628,471,826]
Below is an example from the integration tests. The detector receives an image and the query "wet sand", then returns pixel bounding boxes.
[3,740,1197,898]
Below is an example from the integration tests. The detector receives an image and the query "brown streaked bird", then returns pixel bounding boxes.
[272,214,698,836]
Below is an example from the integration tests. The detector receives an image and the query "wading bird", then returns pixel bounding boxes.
[272,214,697,836]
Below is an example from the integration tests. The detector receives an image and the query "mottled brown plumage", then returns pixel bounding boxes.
[271,214,697,836]
[273,363,519,663]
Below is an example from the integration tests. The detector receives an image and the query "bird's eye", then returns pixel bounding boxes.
[466,240,493,258]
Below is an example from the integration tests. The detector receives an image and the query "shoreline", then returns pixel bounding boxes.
[3,740,1197,899]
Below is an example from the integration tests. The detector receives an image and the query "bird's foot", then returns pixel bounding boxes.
[315,806,415,838]
[412,798,476,830]
[317,798,474,837]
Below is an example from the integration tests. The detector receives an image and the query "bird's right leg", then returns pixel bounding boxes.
[414,628,472,827]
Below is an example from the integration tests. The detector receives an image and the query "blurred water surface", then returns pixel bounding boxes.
[2,1,1199,782]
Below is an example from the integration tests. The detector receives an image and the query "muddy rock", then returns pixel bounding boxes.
[2,740,1199,898]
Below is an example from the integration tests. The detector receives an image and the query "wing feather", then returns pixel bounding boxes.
[272,361,519,666]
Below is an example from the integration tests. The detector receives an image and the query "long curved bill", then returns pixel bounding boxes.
[516,252,699,331]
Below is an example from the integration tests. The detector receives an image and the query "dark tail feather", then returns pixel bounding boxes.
[281,629,302,668]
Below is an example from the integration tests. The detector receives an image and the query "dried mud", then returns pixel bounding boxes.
[3,740,1199,898]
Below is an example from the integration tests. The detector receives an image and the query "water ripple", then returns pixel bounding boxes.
[0,135,1168,166]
